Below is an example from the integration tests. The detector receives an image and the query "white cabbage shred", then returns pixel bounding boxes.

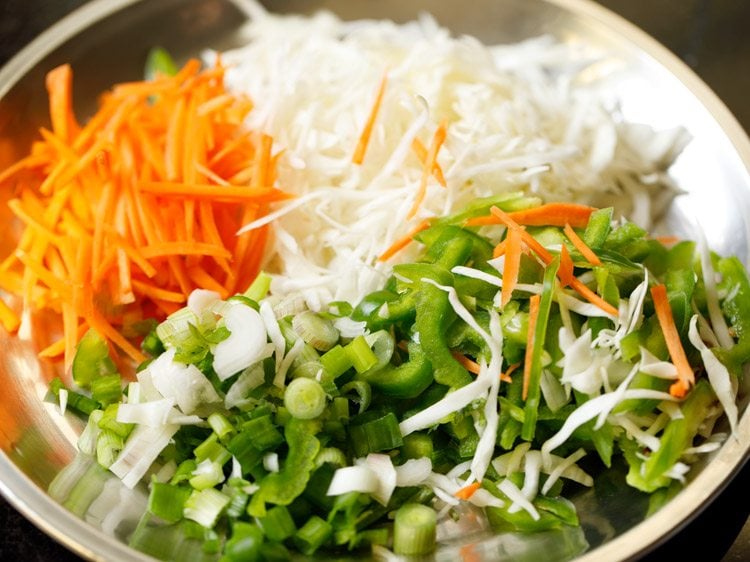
[217,5,686,309]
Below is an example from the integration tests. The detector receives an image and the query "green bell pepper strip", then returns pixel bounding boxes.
[582,207,613,250]
[626,379,715,492]
[356,342,433,399]
[716,256,750,369]
[522,256,560,441]
[664,267,696,335]
[415,282,472,388]
[72,329,119,389]
[247,419,321,517]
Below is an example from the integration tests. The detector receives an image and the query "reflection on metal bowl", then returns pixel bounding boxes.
[0,0,749,561]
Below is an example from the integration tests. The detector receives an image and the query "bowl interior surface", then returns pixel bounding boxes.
[1,1,749,561]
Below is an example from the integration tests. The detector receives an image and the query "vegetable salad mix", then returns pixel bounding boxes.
[49,195,750,560]
[0,5,746,561]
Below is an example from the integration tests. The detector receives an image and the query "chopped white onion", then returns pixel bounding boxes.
[116,399,175,427]
[395,458,433,487]
[147,349,222,415]
[110,423,179,489]
[327,465,380,496]
[365,454,397,506]
[225,363,267,410]
[263,453,280,473]
[212,302,269,380]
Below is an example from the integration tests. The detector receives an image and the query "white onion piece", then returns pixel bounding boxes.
[492,442,531,477]
[187,289,221,316]
[365,454,397,506]
[212,303,268,380]
[110,423,179,488]
[688,315,738,435]
[58,389,68,416]
[395,458,433,487]
[225,363,267,410]
[696,230,733,349]
[327,465,379,496]
[509,451,541,514]
[116,399,175,427]
[333,317,367,338]
[148,349,222,415]
[260,300,286,383]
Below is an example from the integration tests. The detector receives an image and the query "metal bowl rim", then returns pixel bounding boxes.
[1,0,749,560]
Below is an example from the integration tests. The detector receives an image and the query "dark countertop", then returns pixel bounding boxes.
[1,1,749,561]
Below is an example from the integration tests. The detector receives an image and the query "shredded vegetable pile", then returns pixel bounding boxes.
[0,4,745,561]
[218,5,689,309]
[48,195,750,560]
[0,54,287,368]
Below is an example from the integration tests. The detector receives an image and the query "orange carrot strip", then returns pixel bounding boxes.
[490,206,554,264]
[412,137,447,187]
[378,218,431,262]
[0,298,20,333]
[6,199,61,243]
[506,203,596,228]
[187,265,230,299]
[501,362,520,383]
[563,223,601,266]
[132,279,186,303]
[523,295,541,401]
[139,242,232,260]
[501,229,522,307]
[352,73,388,165]
[87,308,146,363]
[408,123,447,219]
[137,181,290,202]
[0,155,48,185]
[165,96,186,181]
[451,352,482,375]
[558,244,575,287]
[567,277,619,317]
[45,64,79,143]
[454,482,481,500]
[492,239,508,259]
[650,284,695,398]
[39,322,88,358]
[654,235,681,245]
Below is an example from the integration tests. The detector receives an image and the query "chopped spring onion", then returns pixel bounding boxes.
[393,504,437,556]
[293,311,340,351]
[284,377,327,420]
[212,302,268,380]
[183,488,231,528]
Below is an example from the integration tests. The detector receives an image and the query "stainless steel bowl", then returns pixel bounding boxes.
[1,1,749,560]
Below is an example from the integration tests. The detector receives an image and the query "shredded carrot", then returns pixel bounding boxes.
[138,181,291,202]
[651,284,695,398]
[352,72,388,165]
[378,218,431,262]
[408,122,447,219]
[460,544,481,562]
[454,481,481,500]
[0,298,20,334]
[563,223,601,266]
[466,203,595,228]
[490,206,618,316]
[412,137,447,187]
[492,239,507,258]
[452,352,482,375]
[501,229,522,306]
[502,362,520,383]
[490,206,553,264]
[506,203,595,227]
[558,244,575,287]
[567,277,619,317]
[0,61,284,365]
[523,294,541,401]
[654,235,681,245]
